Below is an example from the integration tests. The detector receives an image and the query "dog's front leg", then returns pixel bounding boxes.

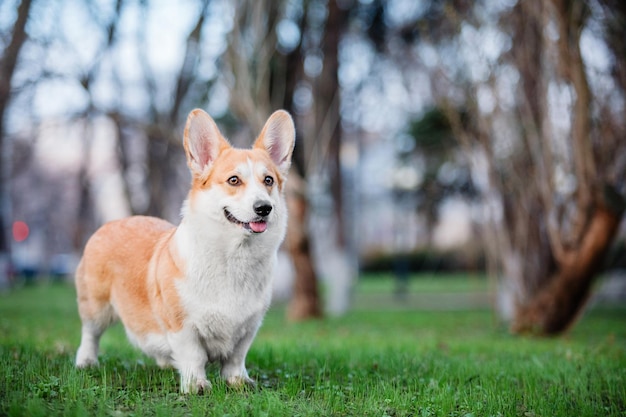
[169,329,211,394]
[220,327,258,388]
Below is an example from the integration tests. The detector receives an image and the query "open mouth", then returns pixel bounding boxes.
[224,209,268,233]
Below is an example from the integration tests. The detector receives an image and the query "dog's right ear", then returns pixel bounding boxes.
[183,109,230,178]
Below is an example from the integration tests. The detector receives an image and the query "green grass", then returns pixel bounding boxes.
[1,282,625,416]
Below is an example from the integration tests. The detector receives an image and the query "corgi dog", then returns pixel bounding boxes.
[75,109,295,393]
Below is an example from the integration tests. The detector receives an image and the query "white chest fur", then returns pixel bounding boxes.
[173,220,276,362]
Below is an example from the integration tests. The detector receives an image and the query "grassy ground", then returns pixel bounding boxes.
[0,279,625,416]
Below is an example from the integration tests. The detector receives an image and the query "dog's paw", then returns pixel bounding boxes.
[181,378,212,395]
[226,375,256,389]
[195,378,212,394]
[75,355,99,368]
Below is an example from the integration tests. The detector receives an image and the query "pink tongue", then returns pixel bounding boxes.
[249,221,267,233]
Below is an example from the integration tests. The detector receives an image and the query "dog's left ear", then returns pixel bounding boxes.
[255,110,295,176]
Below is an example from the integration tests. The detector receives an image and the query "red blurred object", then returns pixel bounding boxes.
[12,221,29,242]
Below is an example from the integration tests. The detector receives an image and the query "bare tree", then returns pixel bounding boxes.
[419,0,626,334]
[505,0,625,334]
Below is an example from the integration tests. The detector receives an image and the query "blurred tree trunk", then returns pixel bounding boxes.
[512,199,623,334]
[282,6,323,321]
[309,0,354,317]
[285,170,322,320]
[317,0,348,248]
[286,0,350,319]
[73,121,95,251]
[0,0,32,266]
[506,0,625,334]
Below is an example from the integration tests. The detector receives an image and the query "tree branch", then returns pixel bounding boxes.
[551,0,596,247]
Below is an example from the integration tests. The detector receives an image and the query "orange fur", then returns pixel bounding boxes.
[76,216,184,335]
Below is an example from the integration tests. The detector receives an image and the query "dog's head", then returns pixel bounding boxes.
[182,109,295,242]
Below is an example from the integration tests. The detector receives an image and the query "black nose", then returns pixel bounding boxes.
[254,201,272,217]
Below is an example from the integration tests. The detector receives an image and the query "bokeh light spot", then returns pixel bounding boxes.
[12,221,29,242]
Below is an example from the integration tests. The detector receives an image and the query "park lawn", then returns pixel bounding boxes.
[0,283,625,416]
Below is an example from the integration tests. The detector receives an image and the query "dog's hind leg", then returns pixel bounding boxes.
[75,299,116,367]
[75,262,115,368]
[76,318,109,367]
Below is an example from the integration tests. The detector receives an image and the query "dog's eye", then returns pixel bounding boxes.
[227,176,241,186]
[264,176,274,187]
